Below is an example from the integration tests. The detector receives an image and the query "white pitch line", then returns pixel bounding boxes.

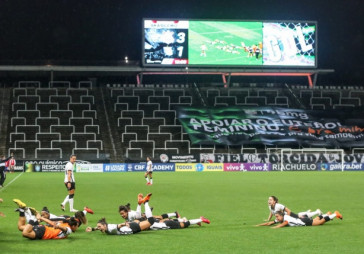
[0,172,24,192]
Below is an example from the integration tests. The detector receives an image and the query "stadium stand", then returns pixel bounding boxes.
[4,80,364,162]
[8,81,105,160]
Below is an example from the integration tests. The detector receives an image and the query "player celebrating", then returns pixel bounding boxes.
[257,210,343,228]
[200,44,207,57]
[144,156,153,185]
[13,199,79,240]
[61,154,77,212]
[266,196,322,221]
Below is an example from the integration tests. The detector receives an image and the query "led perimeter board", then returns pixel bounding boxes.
[143,19,317,67]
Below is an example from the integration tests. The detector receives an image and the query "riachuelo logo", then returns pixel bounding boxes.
[196,164,204,172]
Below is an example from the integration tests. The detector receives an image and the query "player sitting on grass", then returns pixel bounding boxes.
[119,193,180,222]
[266,196,322,221]
[14,199,79,240]
[257,210,343,228]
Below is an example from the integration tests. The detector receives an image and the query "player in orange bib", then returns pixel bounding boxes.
[14,199,79,240]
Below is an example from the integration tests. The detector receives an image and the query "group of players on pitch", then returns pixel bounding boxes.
[256,195,343,228]
[12,192,211,240]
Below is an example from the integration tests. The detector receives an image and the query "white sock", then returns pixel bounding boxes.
[145,177,149,183]
[144,202,153,218]
[83,210,87,215]
[189,218,202,225]
[150,179,153,184]
[167,212,176,218]
[69,198,74,211]
[329,213,336,220]
[298,211,307,217]
[136,205,141,214]
[62,195,69,206]
[306,210,319,218]
[24,208,31,223]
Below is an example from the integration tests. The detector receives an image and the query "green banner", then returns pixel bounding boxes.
[177,106,364,147]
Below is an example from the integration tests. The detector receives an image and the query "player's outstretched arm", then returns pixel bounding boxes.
[86,226,99,232]
[256,221,276,226]
[272,221,288,229]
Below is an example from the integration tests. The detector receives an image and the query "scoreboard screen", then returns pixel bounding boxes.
[143,19,317,67]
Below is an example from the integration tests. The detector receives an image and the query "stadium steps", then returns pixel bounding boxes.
[0,87,11,155]
[97,86,123,162]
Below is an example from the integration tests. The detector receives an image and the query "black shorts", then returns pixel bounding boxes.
[164,220,181,229]
[64,182,75,191]
[300,217,313,226]
[129,222,141,234]
[33,225,46,240]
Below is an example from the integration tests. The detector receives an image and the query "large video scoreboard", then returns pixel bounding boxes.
[143,19,317,67]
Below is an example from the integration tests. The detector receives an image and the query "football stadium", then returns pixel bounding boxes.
[0,1,363,253]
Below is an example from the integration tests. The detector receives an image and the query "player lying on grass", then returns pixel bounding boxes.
[14,199,92,228]
[119,193,180,222]
[257,210,343,228]
[266,196,322,221]
[14,199,79,240]
[86,193,210,235]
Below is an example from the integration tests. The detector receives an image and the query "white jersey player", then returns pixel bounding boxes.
[144,156,153,185]
[267,196,322,221]
[61,155,78,212]
[257,210,343,228]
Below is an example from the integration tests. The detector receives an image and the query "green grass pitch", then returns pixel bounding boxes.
[188,21,263,66]
[0,172,363,253]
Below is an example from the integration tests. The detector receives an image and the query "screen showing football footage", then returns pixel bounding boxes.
[143,20,316,67]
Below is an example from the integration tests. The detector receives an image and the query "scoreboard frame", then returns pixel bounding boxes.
[142,18,318,68]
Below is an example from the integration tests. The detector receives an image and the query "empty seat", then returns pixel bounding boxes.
[14,140,40,158]
[228,89,249,103]
[165,140,190,154]
[81,95,95,104]
[15,125,40,140]
[114,103,129,112]
[51,140,76,156]
[154,110,176,125]
[50,95,72,109]
[159,125,182,140]
[138,103,160,117]
[36,117,60,132]
[71,133,96,148]
[122,133,137,145]
[82,110,97,119]
[11,117,26,127]
[85,125,99,134]
[121,110,144,125]
[36,88,58,102]
[163,89,184,101]
[12,103,26,112]
[118,118,132,132]
[66,88,89,103]
[258,89,279,104]
[148,133,171,148]
[13,88,27,97]
[18,95,40,110]
[36,148,62,159]
[310,97,332,107]
[50,125,75,140]
[72,148,99,159]
[117,96,139,110]
[36,103,59,117]
[142,118,165,132]
[133,89,154,103]
[125,125,149,140]
[69,117,93,132]
[126,148,142,160]
[153,148,178,156]
[169,103,191,111]
[17,110,40,125]
[36,133,60,148]
[130,140,155,157]
[50,110,73,125]
[340,97,361,107]
[87,140,103,150]
[9,132,25,143]
[149,96,170,110]
[179,96,192,104]
[110,88,124,98]
[68,103,91,117]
